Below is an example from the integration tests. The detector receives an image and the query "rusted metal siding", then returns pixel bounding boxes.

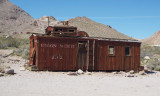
[29,35,37,66]
[94,40,141,71]
[29,35,141,71]
[37,37,78,71]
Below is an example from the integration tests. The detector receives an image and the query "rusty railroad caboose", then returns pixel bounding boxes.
[29,25,141,72]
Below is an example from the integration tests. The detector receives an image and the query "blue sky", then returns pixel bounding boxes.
[9,0,160,39]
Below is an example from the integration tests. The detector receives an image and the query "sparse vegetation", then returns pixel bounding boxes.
[0,36,21,49]
[0,59,5,73]
[13,45,30,60]
[0,36,30,60]
[141,44,160,71]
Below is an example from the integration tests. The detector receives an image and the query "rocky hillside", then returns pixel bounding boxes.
[141,30,160,45]
[0,0,134,40]
[67,17,134,40]
[0,0,45,36]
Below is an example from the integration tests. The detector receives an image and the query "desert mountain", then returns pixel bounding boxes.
[0,0,45,36]
[67,17,134,40]
[0,0,134,40]
[141,30,160,45]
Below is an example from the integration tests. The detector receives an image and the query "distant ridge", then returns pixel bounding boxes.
[141,30,160,45]
[0,0,136,40]
[0,0,44,36]
[67,17,134,40]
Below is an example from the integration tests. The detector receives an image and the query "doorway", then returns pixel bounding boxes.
[76,41,88,71]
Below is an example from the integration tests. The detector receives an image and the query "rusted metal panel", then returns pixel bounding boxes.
[36,37,78,71]
[45,26,77,37]
[29,34,141,71]
[134,44,141,71]
[94,40,141,71]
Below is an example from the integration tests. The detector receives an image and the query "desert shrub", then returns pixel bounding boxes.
[141,45,160,58]
[141,45,160,71]
[0,36,29,49]
[154,66,160,71]
[146,54,160,71]
[0,59,4,73]
[22,48,29,60]
[0,36,20,49]
[13,45,29,60]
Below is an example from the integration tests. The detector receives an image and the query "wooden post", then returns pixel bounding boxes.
[92,40,95,71]
[86,40,89,72]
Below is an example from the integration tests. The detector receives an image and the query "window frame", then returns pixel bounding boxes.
[108,45,115,56]
[55,28,63,32]
[125,46,131,56]
[68,29,75,32]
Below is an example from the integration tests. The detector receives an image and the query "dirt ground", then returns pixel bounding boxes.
[0,49,160,96]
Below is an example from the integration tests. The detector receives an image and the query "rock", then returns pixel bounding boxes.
[5,69,14,74]
[144,56,150,60]
[0,73,3,77]
[50,16,56,20]
[129,70,134,74]
[139,71,146,75]
[33,20,38,26]
[77,69,83,74]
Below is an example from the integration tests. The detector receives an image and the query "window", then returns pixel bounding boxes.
[109,46,114,55]
[55,29,62,32]
[125,46,130,56]
[68,29,75,32]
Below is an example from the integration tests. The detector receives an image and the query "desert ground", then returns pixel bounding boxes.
[0,49,160,96]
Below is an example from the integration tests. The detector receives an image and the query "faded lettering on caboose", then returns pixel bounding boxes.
[41,44,57,48]
[41,43,75,48]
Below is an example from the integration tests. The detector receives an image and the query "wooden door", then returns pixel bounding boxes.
[76,41,88,71]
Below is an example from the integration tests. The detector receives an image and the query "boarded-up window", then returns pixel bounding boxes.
[109,46,114,55]
[125,46,130,56]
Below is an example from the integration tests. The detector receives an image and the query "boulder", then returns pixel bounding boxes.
[5,69,14,74]
[0,73,3,77]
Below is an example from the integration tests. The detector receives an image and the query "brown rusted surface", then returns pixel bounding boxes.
[29,34,141,71]
[94,40,141,72]
[45,26,89,37]
[45,26,77,37]
[76,31,89,37]
[36,37,78,71]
